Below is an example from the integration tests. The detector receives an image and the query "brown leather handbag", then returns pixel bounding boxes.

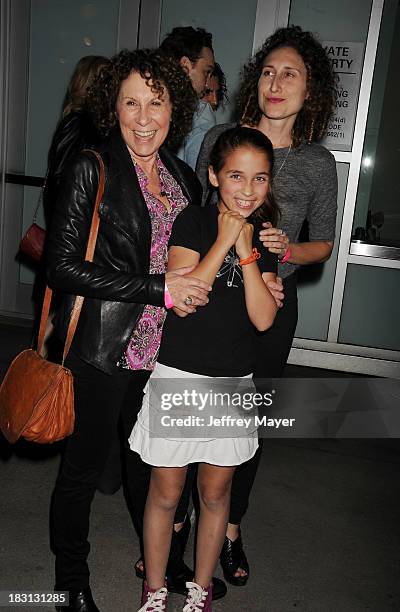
[0,151,105,444]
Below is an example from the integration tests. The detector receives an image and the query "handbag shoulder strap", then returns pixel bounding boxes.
[37,149,106,364]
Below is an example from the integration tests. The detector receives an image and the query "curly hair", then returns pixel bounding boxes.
[160,26,213,63]
[87,49,198,149]
[237,26,337,146]
[209,127,280,226]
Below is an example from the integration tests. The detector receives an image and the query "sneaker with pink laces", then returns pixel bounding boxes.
[138,581,168,611]
[183,582,213,611]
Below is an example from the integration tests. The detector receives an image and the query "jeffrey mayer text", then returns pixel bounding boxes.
[161,415,296,429]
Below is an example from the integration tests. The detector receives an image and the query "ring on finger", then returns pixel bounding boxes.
[184,296,193,306]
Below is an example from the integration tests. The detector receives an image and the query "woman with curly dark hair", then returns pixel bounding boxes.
[195,25,338,588]
[47,48,211,612]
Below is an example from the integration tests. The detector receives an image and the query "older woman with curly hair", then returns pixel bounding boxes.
[47,48,211,612]
[196,25,338,587]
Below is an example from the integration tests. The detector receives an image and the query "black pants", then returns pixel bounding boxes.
[253,273,298,379]
[228,274,298,524]
[52,352,150,590]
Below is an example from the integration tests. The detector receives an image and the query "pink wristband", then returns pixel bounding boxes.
[164,283,174,309]
[280,245,291,263]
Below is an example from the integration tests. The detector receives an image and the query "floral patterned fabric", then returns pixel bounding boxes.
[119,154,188,370]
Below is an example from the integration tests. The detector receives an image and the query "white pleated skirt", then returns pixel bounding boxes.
[129,362,258,467]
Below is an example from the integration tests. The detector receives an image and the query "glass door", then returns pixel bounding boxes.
[338,0,400,354]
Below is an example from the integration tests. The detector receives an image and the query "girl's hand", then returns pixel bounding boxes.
[235,223,254,259]
[259,222,289,257]
[217,211,246,249]
[266,276,284,308]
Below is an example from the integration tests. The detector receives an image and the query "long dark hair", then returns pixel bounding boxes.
[237,26,337,146]
[62,55,110,117]
[209,126,279,226]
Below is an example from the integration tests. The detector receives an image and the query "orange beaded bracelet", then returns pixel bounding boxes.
[239,248,261,266]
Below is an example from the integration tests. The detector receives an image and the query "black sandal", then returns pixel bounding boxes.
[220,531,249,586]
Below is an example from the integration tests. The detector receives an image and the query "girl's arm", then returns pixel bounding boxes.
[167,210,245,317]
[236,224,278,331]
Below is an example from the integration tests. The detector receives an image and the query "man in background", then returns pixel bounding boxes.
[160,26,215,169]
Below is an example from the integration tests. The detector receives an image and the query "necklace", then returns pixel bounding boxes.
[274,144,292,179]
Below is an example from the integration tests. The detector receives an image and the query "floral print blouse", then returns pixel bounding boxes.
[119,154,188,370]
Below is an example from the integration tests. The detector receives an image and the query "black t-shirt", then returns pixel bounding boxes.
[158,204,277,376]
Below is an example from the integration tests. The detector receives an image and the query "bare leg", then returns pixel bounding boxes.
[143,466,188,590]
[194,464,236,588]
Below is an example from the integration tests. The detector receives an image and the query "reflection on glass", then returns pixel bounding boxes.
[352,0,400,257]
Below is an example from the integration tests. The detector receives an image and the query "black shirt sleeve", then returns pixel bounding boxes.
[168,205,203,253]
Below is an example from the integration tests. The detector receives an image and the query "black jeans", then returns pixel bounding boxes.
[253,273,298,379]
[228,274,298,524]
[52,352,150,590]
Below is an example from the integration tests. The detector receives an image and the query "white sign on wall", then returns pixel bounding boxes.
[321,41,364,151]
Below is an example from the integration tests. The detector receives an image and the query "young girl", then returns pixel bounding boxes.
[130,127,279,612]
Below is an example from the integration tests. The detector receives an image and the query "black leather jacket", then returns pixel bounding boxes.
[47,127,202,374]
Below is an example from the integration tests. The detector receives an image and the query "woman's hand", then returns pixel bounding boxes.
[217,211,246,250]
[165,266,211,314]
[235,223,254,260]
[259,222,289,258]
